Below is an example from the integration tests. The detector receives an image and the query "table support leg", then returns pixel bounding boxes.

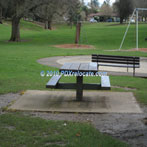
[76,76,83,101]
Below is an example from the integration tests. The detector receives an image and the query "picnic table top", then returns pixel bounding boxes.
[59,62,98,73]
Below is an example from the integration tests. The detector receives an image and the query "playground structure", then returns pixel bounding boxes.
[119,8,147,51]
[53,21,94,49]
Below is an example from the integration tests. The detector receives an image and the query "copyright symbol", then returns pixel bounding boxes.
[40,71,45,77]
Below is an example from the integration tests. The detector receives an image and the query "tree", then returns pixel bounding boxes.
[0,0,9,24]
[133,0,147,21]
[81,0,85,5]
[1,0,81,41]
[0,5,2,24]
[2,0,50,42]
[80,11,86,21]
[9,0,26,42]
[33,0,67,30]
[114,0,133,24]
[100,1,113,17]
[105,0,110,5]
[91,0,99,9]
[34,4,54,30]
[66,0,81,28]
[133,0,147,8]
[90,0,99,12]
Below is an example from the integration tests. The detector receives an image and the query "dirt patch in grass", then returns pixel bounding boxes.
[112,86,137,91]
[53,44,95,49]
[118,48,147,52]
[130,48,147,52]
[106,48,147,52]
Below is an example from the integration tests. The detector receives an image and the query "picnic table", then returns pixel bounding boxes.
[46,63,111,101]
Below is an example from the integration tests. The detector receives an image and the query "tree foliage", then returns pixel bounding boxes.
[133,0,147,20]
[33,0,67,30]
[4,0,49,41]
[0,0,9,24]
[100,1,113,17]
[89,0,99,12]
[66,0,81,27]
[114,0,133,24]
[1,0,80,41]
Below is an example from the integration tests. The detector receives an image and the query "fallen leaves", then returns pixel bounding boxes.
[76,132,81,137]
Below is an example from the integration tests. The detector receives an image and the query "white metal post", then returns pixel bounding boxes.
[119,9,136,50]
[119,8,147,51]
[136,9,139,50]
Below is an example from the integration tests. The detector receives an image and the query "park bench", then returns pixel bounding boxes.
[92,54,140,76]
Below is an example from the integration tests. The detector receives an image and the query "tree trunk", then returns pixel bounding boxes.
[9,17,21,42]
[48,20,52,30]
[142,16,144,22]
[44,20,48,29]
[120,17,123,24]
[0,6,2,24]
[67,22,73,29]
[75,22,81,44]
[70,22,73,29]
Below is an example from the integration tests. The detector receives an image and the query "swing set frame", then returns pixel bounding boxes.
[119,8,147,51]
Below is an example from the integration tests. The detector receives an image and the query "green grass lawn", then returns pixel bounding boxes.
[0,113,128,147]
[0,21,147,104]
[0,20,147,146]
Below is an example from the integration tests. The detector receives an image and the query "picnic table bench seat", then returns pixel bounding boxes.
[46,75,111,90]
[101,76,111,90]
[46,75,62,88]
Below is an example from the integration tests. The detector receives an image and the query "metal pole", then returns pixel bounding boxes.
[75,22,81,44]
[136,9,139,50]
[137,8,147,11]
[119,9,136,50]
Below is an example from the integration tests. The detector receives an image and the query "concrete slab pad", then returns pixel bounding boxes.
[8,90,142,113]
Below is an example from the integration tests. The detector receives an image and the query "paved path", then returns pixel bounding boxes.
[37,56,147,77]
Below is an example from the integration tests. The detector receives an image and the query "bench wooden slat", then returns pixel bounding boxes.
[92,57,140,62]
[98,64,140,68]
[98,55,140,59]
[92,59,140,65]
[92,54,140,59]
[46,75,62,88]
[101,76,111,90]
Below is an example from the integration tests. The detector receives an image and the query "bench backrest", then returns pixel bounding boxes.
[92,54,140,65]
